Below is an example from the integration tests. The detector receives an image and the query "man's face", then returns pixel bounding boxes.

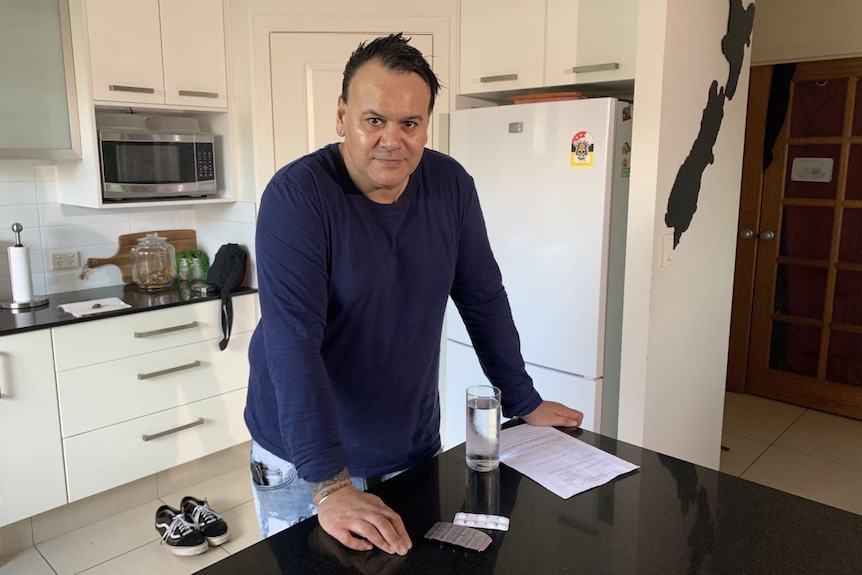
[336,60,430,202]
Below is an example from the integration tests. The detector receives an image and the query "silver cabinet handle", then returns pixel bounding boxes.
[480,73,518,83]
[134,321,199,338]
[178,90,219,99]
[759,230,775,241]
[739,229,754,239]
[138,360,201,380]
[571,62,620,74]
[109,84,156,94]
[142,418,204,442]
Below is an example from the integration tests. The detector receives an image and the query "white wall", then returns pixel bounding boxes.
[751,0,862,64]
[617,0,753,470]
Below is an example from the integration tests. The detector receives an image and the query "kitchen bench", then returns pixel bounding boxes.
[0,284,257,526]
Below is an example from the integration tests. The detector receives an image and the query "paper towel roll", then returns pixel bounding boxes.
[8,245,34,303]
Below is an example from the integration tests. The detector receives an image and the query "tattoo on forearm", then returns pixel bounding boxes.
[309,467,351,504]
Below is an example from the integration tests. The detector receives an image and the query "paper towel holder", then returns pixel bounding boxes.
[1,223,49,310]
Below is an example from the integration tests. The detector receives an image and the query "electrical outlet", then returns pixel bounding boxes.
[51,250,80,270]
[660,232,674,268]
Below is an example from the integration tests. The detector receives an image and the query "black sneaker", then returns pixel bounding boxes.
[154,505,208,556]
[181,496,232,546]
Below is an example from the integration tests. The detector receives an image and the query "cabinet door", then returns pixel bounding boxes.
[0,331,67,527]
[86,0,164,104]
[161,0,228,108]
[0,0,81,160]
[459,0,545,94]
[545,0,638,87]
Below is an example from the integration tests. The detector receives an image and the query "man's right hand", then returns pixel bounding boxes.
[316,485,412,556]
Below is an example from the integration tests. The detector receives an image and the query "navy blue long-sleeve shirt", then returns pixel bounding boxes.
[245,144,541,482]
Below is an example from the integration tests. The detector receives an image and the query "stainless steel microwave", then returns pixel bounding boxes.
[98,126,216,201]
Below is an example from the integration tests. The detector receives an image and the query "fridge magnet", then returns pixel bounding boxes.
[570,131,594,169]
[621,142,631,177]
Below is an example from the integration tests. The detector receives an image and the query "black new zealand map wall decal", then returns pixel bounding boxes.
[664,0,756,248]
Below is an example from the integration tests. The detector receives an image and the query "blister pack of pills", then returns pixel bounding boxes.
[424,522,492,551]
[453,512,510,531]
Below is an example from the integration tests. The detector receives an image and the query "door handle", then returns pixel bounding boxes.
[739,229,775,240]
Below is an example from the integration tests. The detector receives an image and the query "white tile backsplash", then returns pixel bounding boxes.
[0,182,38,205]
[0,160,257,296]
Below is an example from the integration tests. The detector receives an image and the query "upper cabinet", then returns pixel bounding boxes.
[0,0,81,160]
[544,0,638,87]
[460,0,638,96]
[459,0,546,93]
[86,0,227,109]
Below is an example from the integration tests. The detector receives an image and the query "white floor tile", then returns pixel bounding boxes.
[218,500,263,555]
[160,465,253,517]
[719,432,769,476]
[741,446,862,515]
[775,414,862,470]
[77,540,229,575]
[36,499,162,575]
[0,547,55,575]
[722,393,804,444]
[798,409,862,437]
[0,519,33,559]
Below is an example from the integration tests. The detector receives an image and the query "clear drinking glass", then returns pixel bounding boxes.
[466,385,501,471]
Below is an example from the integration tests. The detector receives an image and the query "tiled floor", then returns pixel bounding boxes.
[720,391,862,515]
[3,392,861,574]
[0,463,262,575]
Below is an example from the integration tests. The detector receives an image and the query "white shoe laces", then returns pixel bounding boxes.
[189,502,224,526]
[161,513,197,543]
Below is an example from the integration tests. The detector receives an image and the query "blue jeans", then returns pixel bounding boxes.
[249,440,404,538]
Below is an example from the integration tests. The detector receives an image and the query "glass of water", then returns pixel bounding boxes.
[466,385,501,471]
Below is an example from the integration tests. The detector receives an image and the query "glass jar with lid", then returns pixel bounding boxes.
[130,233,176,290]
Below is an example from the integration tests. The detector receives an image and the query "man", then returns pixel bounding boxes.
[246,33,583,556]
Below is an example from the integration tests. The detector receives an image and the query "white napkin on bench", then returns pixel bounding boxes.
[58,297,131,318]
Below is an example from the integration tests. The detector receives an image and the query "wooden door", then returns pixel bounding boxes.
[730,58,862,420]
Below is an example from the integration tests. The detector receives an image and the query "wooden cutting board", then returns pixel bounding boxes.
[80,230,197,283]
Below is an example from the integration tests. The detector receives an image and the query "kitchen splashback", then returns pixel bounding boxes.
[0,160,256,299]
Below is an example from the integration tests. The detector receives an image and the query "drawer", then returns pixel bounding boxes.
[53,293,257,370]
[63,388,250,502]
[57,331,251,437]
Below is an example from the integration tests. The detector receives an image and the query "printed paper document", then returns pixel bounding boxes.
[500,426,639,499]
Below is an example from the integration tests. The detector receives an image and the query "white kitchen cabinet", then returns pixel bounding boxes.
[545,0,638,87]
[86,0,227,108]
[0,330,67,527]
[53,293,256,501]
[459,0,545,94]
[64,388,249,501]
[0,0,81,160]
[459,0,637,95]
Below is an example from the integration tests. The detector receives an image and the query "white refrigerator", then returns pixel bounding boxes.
[442,97,632,448]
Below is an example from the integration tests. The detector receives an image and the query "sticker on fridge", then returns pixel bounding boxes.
[571,131,594,169]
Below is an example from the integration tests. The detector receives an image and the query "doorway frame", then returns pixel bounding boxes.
[250,15,451,201]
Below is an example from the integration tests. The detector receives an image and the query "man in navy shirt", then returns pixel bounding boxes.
[246,33,583,556]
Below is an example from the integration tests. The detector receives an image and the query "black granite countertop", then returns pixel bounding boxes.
[0,283,257,337]
[194,425,862,575]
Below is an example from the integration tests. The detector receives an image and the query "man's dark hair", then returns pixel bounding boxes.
[342,33,441,114]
